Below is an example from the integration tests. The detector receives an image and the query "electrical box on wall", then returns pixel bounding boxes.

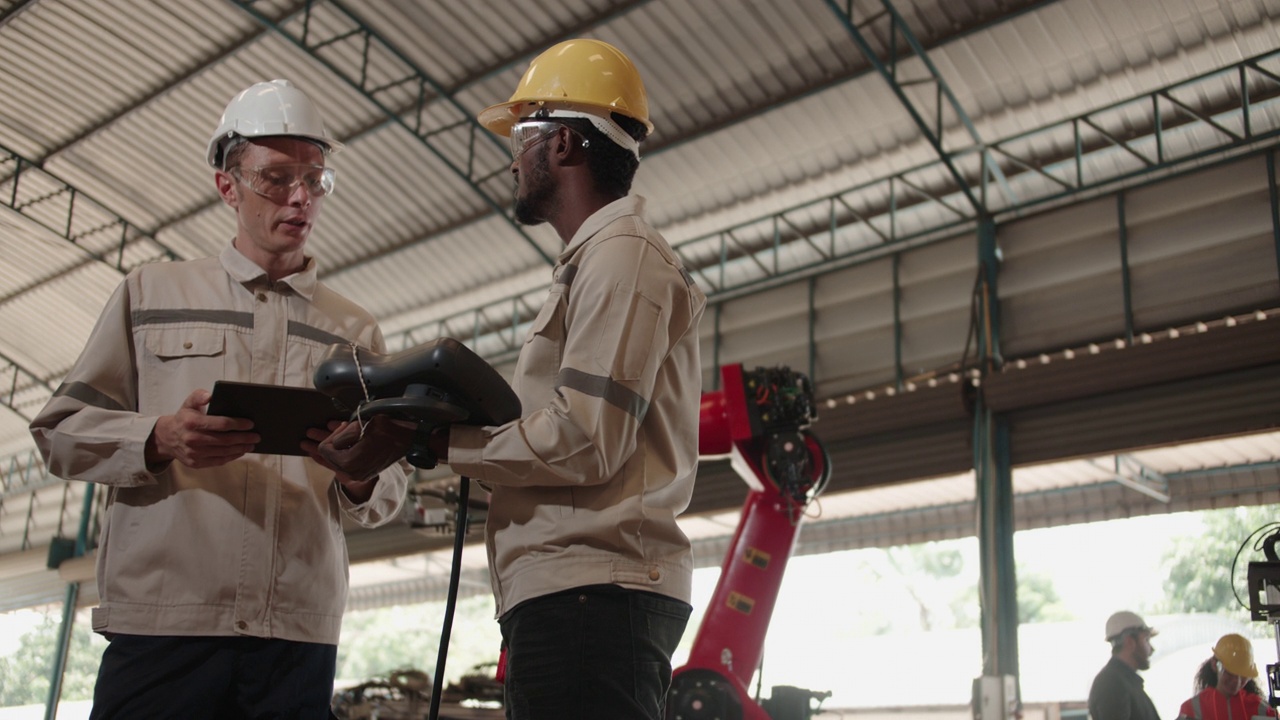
[972,675,1018,720]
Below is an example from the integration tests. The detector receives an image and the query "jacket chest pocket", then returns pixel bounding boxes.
[516,290,566,381]
[292,338,334,389]
[524,290,565,346]
[140,328,228,411]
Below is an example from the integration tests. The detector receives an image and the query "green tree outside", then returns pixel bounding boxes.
[1159,504,1280,617]
[0,612,104,707]
[335,594,503,688]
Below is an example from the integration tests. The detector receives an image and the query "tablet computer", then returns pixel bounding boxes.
[206,381,351,456]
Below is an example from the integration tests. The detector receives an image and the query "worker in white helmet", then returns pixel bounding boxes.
[1177,633,1278,719]
[1089,611,1163,720]
[30,79,411,718]
[426,39,706,719]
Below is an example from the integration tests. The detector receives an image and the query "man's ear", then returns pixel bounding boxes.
[552,126,587,166]
[214,170,240,208]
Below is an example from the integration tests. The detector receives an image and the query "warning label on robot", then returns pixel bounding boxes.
[743,547,771,569]
[727,591,756,615]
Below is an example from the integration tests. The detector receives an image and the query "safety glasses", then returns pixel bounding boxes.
[232,163,336,203]
[508,121,562,160]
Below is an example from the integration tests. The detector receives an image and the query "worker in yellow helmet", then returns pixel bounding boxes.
[1177,633,1278,719]
[428,38,707,719]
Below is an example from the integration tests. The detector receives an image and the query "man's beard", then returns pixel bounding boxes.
[514,144,554,226]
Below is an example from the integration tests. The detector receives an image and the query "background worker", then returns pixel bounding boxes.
[427,39,707,720]
[1089,610,1163,720]
[30,79,410,719]
[1176,633,1277,719]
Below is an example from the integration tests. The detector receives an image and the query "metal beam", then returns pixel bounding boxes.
[0,0,1060,345]
[227,0,555,266]
[0,349,55,421]
[1087,455,1171,503]
[972,208,1018,680]
[0,448,55,501]
[44,484,93,720]
[823,0,1013,214]
[385,50,1280,362]
[1269,150,1280,285]
[647,0,1060,158]
[0,0,38,29]
[0,142,180,303]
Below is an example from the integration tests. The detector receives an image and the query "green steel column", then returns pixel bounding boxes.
[1268,151,1279,284]
[712,303,723,391]
[808,277,818,384]
[1118,192,1136,343]
[974,216,1018,683]
[976,409,1018,679]
[44,484,95,720]
[892,253,903,391]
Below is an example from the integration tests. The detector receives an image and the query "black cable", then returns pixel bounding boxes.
[958,265,986,374]
[427,476,471,720]
[1229,521,1280,611]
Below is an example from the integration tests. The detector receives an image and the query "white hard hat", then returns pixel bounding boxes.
[1105,611,1157,641]
[206,79,343,169]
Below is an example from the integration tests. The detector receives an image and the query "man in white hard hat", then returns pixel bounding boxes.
[30,79,410,719]
[426,38,706,719]
[1088,610,1163,720]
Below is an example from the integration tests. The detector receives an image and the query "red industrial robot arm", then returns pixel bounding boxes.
[668,364,833,720]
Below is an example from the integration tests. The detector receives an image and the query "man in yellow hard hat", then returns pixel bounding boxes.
[1177,633,1278,719]
[1089,611,1162,720]
[30,79,410,718]
[427,39,706,719]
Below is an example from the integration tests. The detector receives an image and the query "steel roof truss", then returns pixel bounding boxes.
[823,0,1017,213]
[1088,454,1171,504]
[228,0,555,266]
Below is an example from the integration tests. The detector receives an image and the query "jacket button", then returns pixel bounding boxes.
[256,292,267,302]
[235,620,247,630]
[649,568,661,581]
[578,594,587,603]
[182,341,193,349]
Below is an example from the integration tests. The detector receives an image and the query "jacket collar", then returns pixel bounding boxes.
[220,243,318,301]
[559,195,646,262]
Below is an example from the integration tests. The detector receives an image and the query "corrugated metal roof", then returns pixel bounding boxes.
[2,0,1279,594]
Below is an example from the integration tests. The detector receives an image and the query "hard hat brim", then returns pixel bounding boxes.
[206,132,343,169]
[477,99,654,138]
[477,101,522,138]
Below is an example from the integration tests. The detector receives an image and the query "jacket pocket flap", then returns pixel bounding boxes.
[146,328,225,359]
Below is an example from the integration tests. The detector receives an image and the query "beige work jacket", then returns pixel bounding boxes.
[30,245,408,645]
[449,196,707,617]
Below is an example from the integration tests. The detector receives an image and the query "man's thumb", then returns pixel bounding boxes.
[184,388,212,410]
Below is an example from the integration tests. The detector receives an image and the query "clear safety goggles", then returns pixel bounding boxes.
[232,163,336,203]
[508,121,563,160]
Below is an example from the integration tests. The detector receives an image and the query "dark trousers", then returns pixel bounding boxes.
[499,585,692,720]
[88,634,338,720]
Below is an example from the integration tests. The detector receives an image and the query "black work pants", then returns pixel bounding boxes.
[499,585,692,720]
[88,634,337,720]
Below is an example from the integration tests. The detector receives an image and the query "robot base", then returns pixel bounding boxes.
[667,668,830,720]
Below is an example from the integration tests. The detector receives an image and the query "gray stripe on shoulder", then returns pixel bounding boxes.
[133,309,253,329]
[556,368,648,420]
[54,381,127,412]
[678,267,695,287]
[288,321,352,348]
[556,264,578,288]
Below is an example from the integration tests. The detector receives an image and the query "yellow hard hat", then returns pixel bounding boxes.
[1213,633,1258,678]
[477,38,652,138]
